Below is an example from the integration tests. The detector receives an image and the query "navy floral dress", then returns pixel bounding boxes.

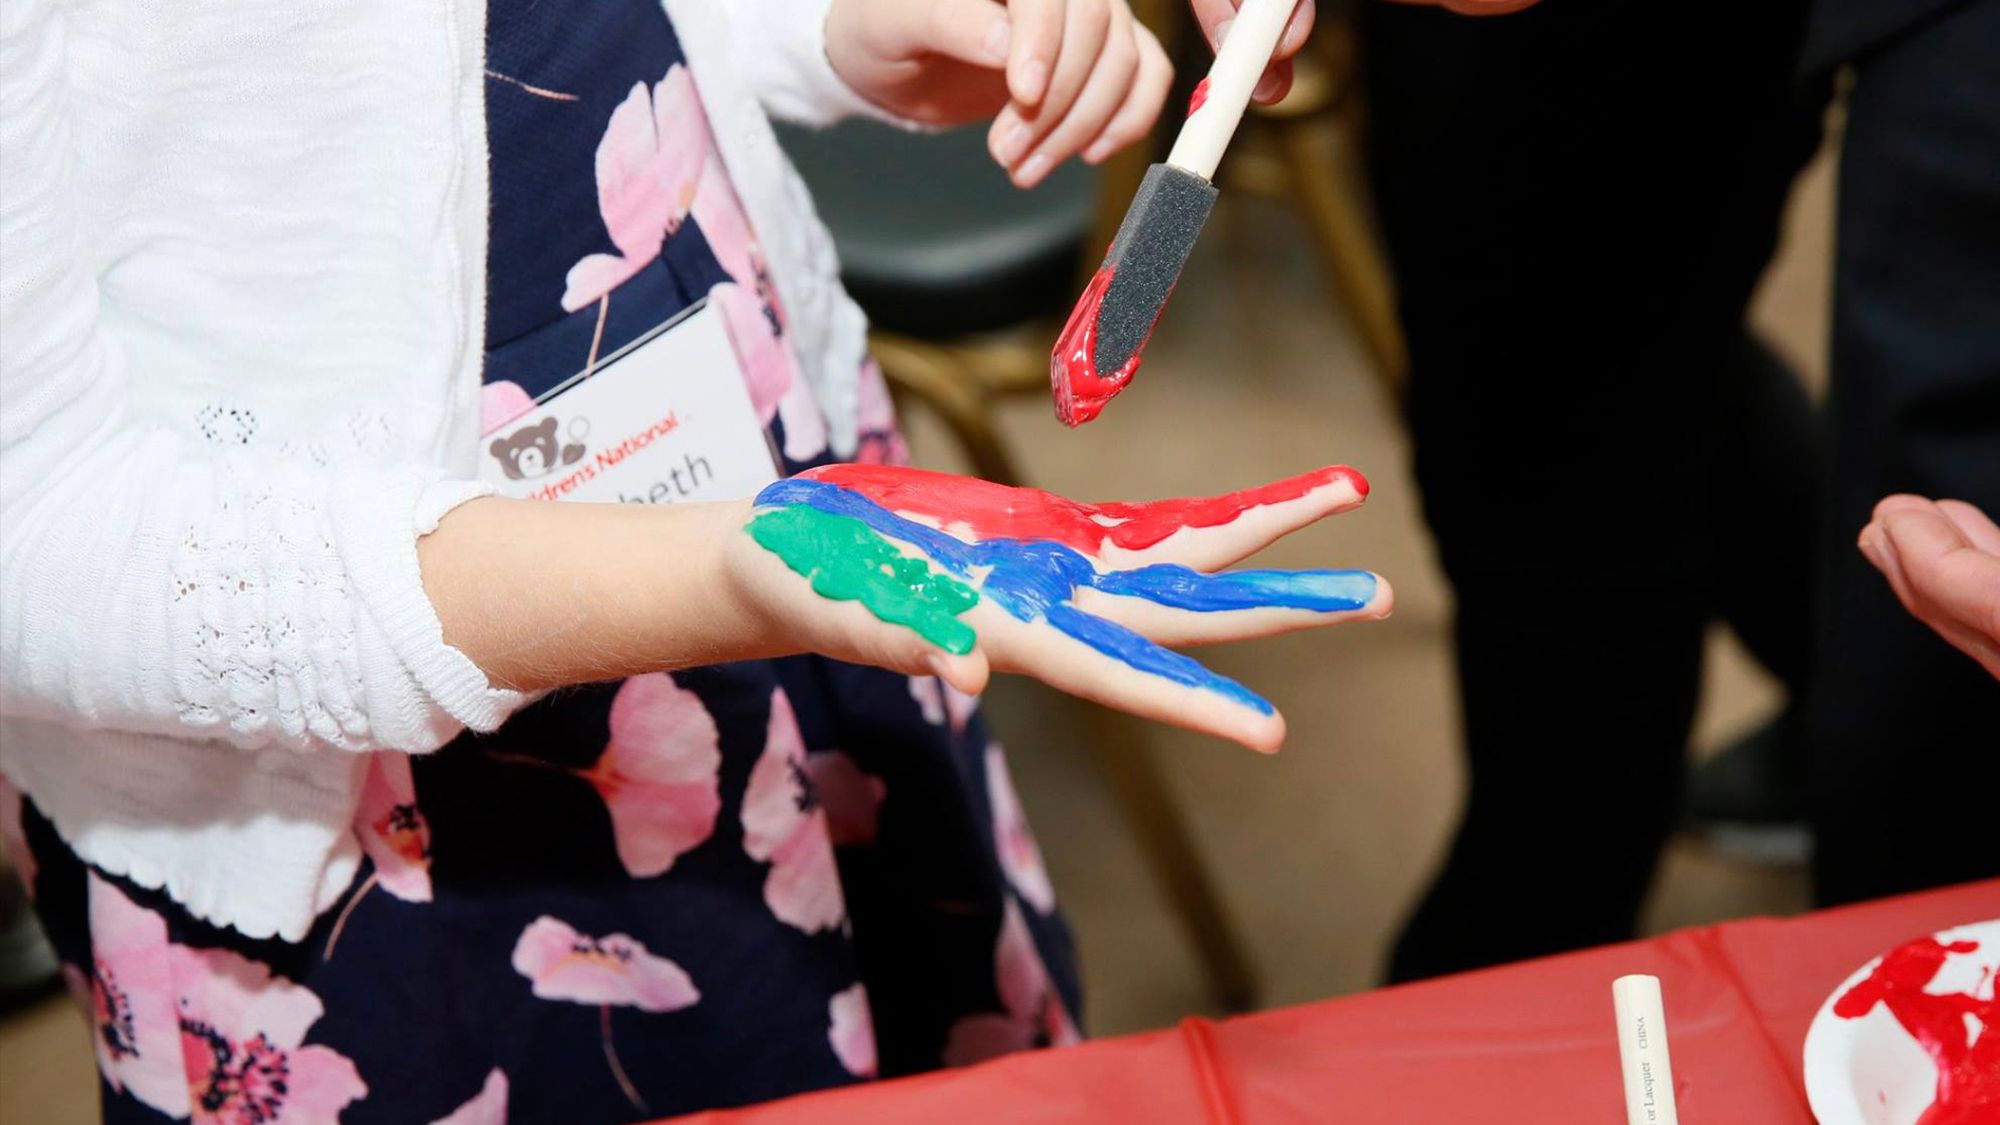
[2,3,1081,1121]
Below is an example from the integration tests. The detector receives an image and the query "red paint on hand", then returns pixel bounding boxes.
[1834,935,1999,1125]
[1050,266,1146,427]
[1189,77,1211,115]
[803,463,1367,555]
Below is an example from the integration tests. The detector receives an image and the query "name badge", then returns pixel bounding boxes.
[480,298,781,504]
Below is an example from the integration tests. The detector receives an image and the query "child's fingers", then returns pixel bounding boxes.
[1279,0,1314,56]
[1189,0,1238,46]
[1082,23,1172,164]
[1011,3,1138,186]
[1024,0,1114,161]
[1094,465,1371,572]
[976,607,1288,751]
[912,0,1015,67]
[1192,0,1312,57]
[729,523,994,691]
[1072,568,1391,646]
[796,462,1368,574]
[1436,0,1543,15]
[1006,0,1067,104]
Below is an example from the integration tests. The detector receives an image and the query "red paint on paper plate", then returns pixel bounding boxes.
[1834,935,1999,1125]
[1188,77,1211,115]
[1050,265,1151,427]
[804,463,1367,555]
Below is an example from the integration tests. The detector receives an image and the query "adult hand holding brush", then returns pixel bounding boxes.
[825,0,1174,187]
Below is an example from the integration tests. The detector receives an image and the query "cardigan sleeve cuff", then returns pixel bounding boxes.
[330,473,525,751]
[732,0,927,130]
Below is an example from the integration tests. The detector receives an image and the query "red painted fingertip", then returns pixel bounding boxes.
[1326,464,1369,498]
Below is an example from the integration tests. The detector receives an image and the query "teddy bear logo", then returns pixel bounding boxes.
[489,416,588,480]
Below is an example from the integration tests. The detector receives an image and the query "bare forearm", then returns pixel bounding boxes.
[417,496,769,692]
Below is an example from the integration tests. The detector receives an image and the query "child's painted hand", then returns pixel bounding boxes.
[725,464,1391,751]
[824,0,1173,187]
[1859,495,2000,679]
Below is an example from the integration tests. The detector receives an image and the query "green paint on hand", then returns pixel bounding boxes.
[748,505,980,655]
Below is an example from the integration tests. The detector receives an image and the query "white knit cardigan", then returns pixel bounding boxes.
[0,0,890,940]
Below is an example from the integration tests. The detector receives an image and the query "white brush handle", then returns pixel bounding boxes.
[1612,975,1681,1125]
[1165,0,1300,181]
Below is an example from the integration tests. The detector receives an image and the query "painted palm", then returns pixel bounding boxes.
[741,464,1391,751]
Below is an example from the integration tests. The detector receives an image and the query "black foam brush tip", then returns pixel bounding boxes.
[1051,163,1218,426]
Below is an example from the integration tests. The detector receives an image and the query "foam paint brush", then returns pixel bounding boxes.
[1050,0,1302,427]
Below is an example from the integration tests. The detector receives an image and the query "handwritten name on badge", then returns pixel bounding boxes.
[479,299,780,505]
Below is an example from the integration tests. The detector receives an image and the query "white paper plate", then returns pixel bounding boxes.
[1803,919,1998,1125]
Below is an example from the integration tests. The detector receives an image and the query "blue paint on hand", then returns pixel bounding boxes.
[755,478,1379,715]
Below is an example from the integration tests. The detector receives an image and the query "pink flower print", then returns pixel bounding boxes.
[984,743,1056,914]
[326,753,433,958]
[356,754,431,903]
[82,876,191,1117]
[589,673,723,878]
[511,915,699,1111]
[802,751,886,846]
[827,984,878,1078]
[909,675,980,735]
[690,161,762,294]
[941,900,1080,1067]
[741,689,847,934]
[0,771,34,896]
[481,380,537,436]
[510,916,699,1011]
[167,942,368,1124]
[561,67,708,313]
[690,151,827,463]
[714,281,828,462]
[431,1069,508,1125]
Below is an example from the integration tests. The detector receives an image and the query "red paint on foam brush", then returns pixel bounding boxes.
[1188,77,1211,115]
[804,463,1367,555]
[1834,935,1999,1125]
[1051,265,1146,427]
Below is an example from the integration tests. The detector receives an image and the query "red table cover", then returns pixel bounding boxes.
[670,880,2000,1124]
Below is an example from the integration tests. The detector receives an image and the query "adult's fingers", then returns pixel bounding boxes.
[1937,498,2000,555]
[1073,567,1391,646]
[1011,3,1139,185]
[1879,504,2000,640]
[1083,22,1171,164]
[1863,501,2000,678]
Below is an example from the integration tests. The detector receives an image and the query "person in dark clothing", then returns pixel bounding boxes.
[1359,0,1829,981]
[1198,0,1998,981]
[1801,0,2000,908]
